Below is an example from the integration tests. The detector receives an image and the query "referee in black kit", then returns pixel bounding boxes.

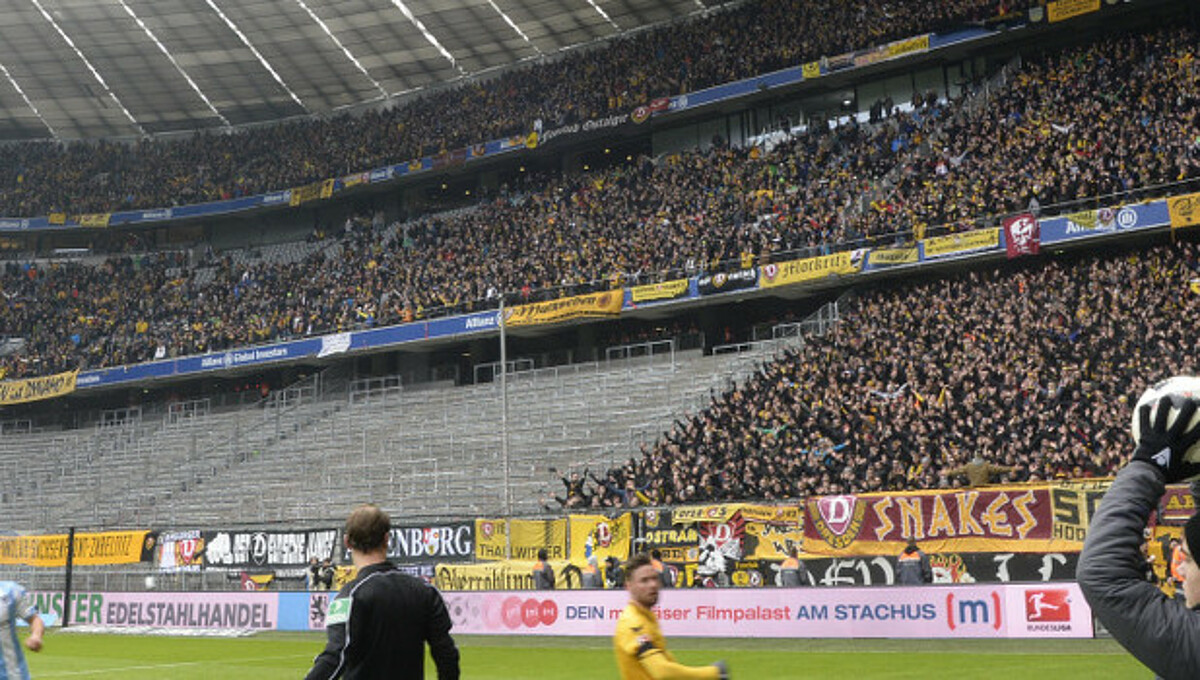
[306,503,460,679]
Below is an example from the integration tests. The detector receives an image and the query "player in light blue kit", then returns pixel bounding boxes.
[0,582,44,680]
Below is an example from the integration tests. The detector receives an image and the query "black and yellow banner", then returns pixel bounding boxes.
[868,247,919,267]
[290,179,336,206]
[887,34,930,58]
[504,291,622,327]
[630,279,689,303]
[801,61,821,79]
[1049,479,1110,543]
[760,251,863,289]
[1168,192,1200,230]
[509,518,567,561]
[77,213,111,228]
[1047,0,1100,22]
[0,370,78,405]
[437,559,573,591]
[0,530,149,567]
[475,518,508,560]
[568,514,632,563]
[922,228,999,259]
[673,503,800,525]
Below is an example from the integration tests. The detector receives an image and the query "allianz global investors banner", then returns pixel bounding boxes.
[0,531,148,566]
[33,591,276,630]
[439,584,1092,638]
[803,486,1069,556]
[504,291,622,327]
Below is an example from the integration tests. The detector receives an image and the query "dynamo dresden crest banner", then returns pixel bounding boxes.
[568,514,632,564]
[1004,213,1040,258]
[803,486,1070,556]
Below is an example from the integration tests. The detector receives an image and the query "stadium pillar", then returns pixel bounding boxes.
[63,526,75,629]
[500,298,512,518]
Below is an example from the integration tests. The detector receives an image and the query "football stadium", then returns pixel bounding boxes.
[1,0,1198,677]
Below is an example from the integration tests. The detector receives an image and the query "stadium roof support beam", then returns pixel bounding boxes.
[486,0,543,57]
[115,0,231,130]
[28,0,145,136]
[292,0,389,102]
[388,0,466,77]
[583,0,622,31]
[202,0,311,114]
[0,60,56,139]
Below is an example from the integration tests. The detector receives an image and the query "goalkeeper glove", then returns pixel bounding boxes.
[1132,397,1200,483]
[713,660,729,680]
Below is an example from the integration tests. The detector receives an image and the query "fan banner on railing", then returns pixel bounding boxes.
[1159,484,1195,523]
[1168,192,1200,231]
[866,247,919,268]
[0,369,78,405]
[204,529,338,570]
[157,530,205,572]
[334,524,475,564]
[568,514,633,563]
[672,503,801,525]
[1003,213,1040,258]
[1047,0,1099,23]
[696,268,757,296]
[503,291,622,327]
[475,519,509,560]
[504,519,568,561]
[630,278,689,303]
[921,228,1000,259]
[0,530,149,567]
[802,485,1074,556]
[759,250,865,289]
[636,510,701,563]
[436,559,577,591]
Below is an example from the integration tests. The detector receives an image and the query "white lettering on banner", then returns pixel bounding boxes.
[391,525,473,559]
[541,115,630,144]
[465,313,500,330]
[439,584,1093,639]
[307,530,337,561]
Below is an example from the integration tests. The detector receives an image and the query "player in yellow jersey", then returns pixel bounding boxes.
[613,553,729,680]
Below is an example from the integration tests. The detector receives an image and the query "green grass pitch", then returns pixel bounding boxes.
[23,631,1149,678]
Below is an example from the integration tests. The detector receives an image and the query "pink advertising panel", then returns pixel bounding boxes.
[33,591,278,630]
[441,584,1092,639]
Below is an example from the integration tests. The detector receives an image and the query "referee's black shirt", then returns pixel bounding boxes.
[305,561,460,680]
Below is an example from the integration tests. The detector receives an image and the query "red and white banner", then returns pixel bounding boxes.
[1004,213,1040,258]
[441,584,1092,639]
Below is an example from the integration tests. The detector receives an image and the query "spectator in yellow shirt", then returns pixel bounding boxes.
[613,553,729,680]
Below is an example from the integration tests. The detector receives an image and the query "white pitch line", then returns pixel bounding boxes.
[37,653,313,677]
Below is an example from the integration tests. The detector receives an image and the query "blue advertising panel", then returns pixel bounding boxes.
[1038,201,1168,244]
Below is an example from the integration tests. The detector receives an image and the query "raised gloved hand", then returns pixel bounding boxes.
[713,660,729,680]
[1132,397,1200,483]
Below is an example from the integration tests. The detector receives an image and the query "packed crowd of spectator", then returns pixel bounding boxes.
[1,24,1197,381]
[0,0,1030,217]
[560,237,1200,507]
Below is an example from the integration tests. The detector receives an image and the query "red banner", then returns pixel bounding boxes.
[1004,213,1040,258]
[804,486,1062,556]
[1160,485,1195,524]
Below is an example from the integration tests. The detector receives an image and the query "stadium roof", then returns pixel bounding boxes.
[0,0,702,142]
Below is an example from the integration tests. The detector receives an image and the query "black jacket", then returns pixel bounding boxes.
[305,561,460,680]
[1078,464,1200,680]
